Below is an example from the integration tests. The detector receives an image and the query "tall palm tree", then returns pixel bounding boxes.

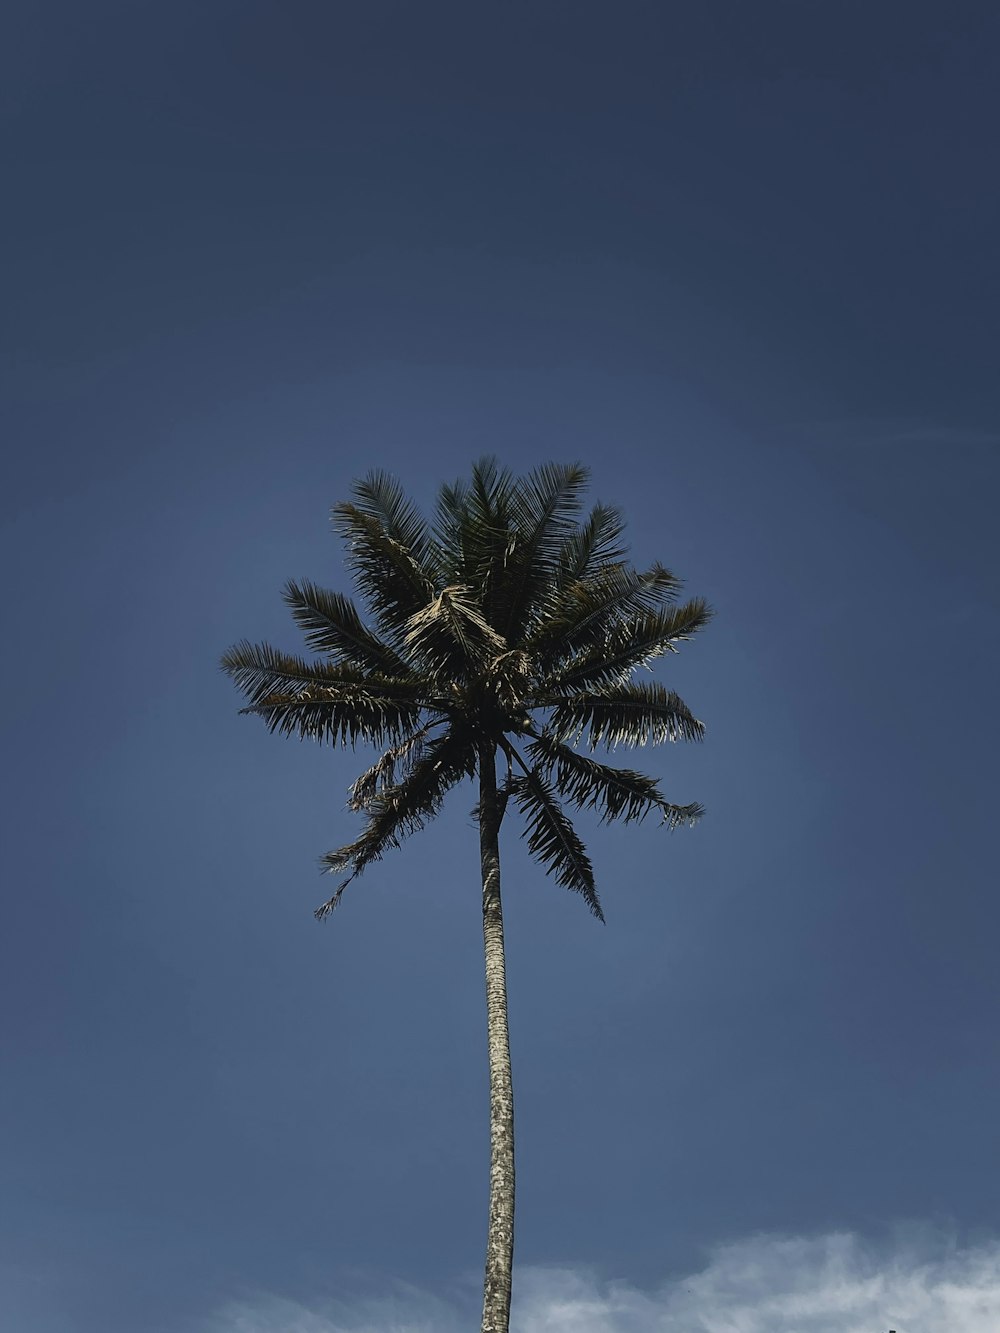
[221,459,709,1333]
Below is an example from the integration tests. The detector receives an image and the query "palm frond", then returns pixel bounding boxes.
[542,598,713,692]
[525,733,703,826]
[482,649,534,716]
[403,584,508,676]
[332,503,436,646]
[467,456,517,522]
[464,457,520,625]
[221,640,366,705]
[348,721,442,811]
[242,688,428,748]
[528,562,681,665]
[431,477,473,583]
[545,680,704,748]
[555,501,628,586]
[283,580,411,674]
[494,462,590,641]
[316,728,477,916]
[350,470,435,573]
[431,475,511,597]
[505,765,603,920]
[222,641,431,746]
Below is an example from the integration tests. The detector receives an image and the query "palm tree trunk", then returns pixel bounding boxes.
[478,744,515,1333]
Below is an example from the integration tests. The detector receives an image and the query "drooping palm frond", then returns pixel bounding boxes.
[332,503,436,648]
[542,598,713,692]
[316,728,477,916]
[494,462,590,642]
[282,580,411,675]
[348,721,443,811]
[546,680,704,748]
[525,732,704,827]
[504,765,603,921]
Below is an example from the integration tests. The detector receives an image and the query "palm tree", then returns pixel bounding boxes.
[221,458,709,1333]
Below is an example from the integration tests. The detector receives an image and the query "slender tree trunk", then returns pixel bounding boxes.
[478,744,515,1333]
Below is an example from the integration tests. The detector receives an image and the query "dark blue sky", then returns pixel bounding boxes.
[3,4,999,1331]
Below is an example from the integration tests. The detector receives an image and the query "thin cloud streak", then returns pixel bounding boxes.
[208,1229,1000,1332]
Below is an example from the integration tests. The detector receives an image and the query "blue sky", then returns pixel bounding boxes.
[2,3,999,1330]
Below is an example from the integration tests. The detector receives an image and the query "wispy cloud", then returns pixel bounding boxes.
[209,1229,1000,1332]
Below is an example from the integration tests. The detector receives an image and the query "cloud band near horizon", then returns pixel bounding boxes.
[209,1228,1000,1333]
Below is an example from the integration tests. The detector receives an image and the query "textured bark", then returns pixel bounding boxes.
[479,745,515,1333]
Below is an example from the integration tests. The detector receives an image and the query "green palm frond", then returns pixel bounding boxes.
[555,501,628,586]
[431,476,510,595]
[525,733,704,827]
[222,641,430,746]
[221,641,367,705]
[332,503,436,645]
[429,461,519,615]
[241,687,427,748]
[467,456,517,525]
[543,598,713,692]
[494,462,590,641]
[546,680,704,748]
[528,561,681,665]
[283,580,411,674]
[316,728,477,916]
[464,457,520,625]
[350,470,435,573]
[505,766,603,920]
[431,477,473,582]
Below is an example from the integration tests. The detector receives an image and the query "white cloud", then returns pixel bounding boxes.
[209,1230,1000,1333]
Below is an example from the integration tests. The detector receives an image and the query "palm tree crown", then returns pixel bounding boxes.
[221,458,710,921]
